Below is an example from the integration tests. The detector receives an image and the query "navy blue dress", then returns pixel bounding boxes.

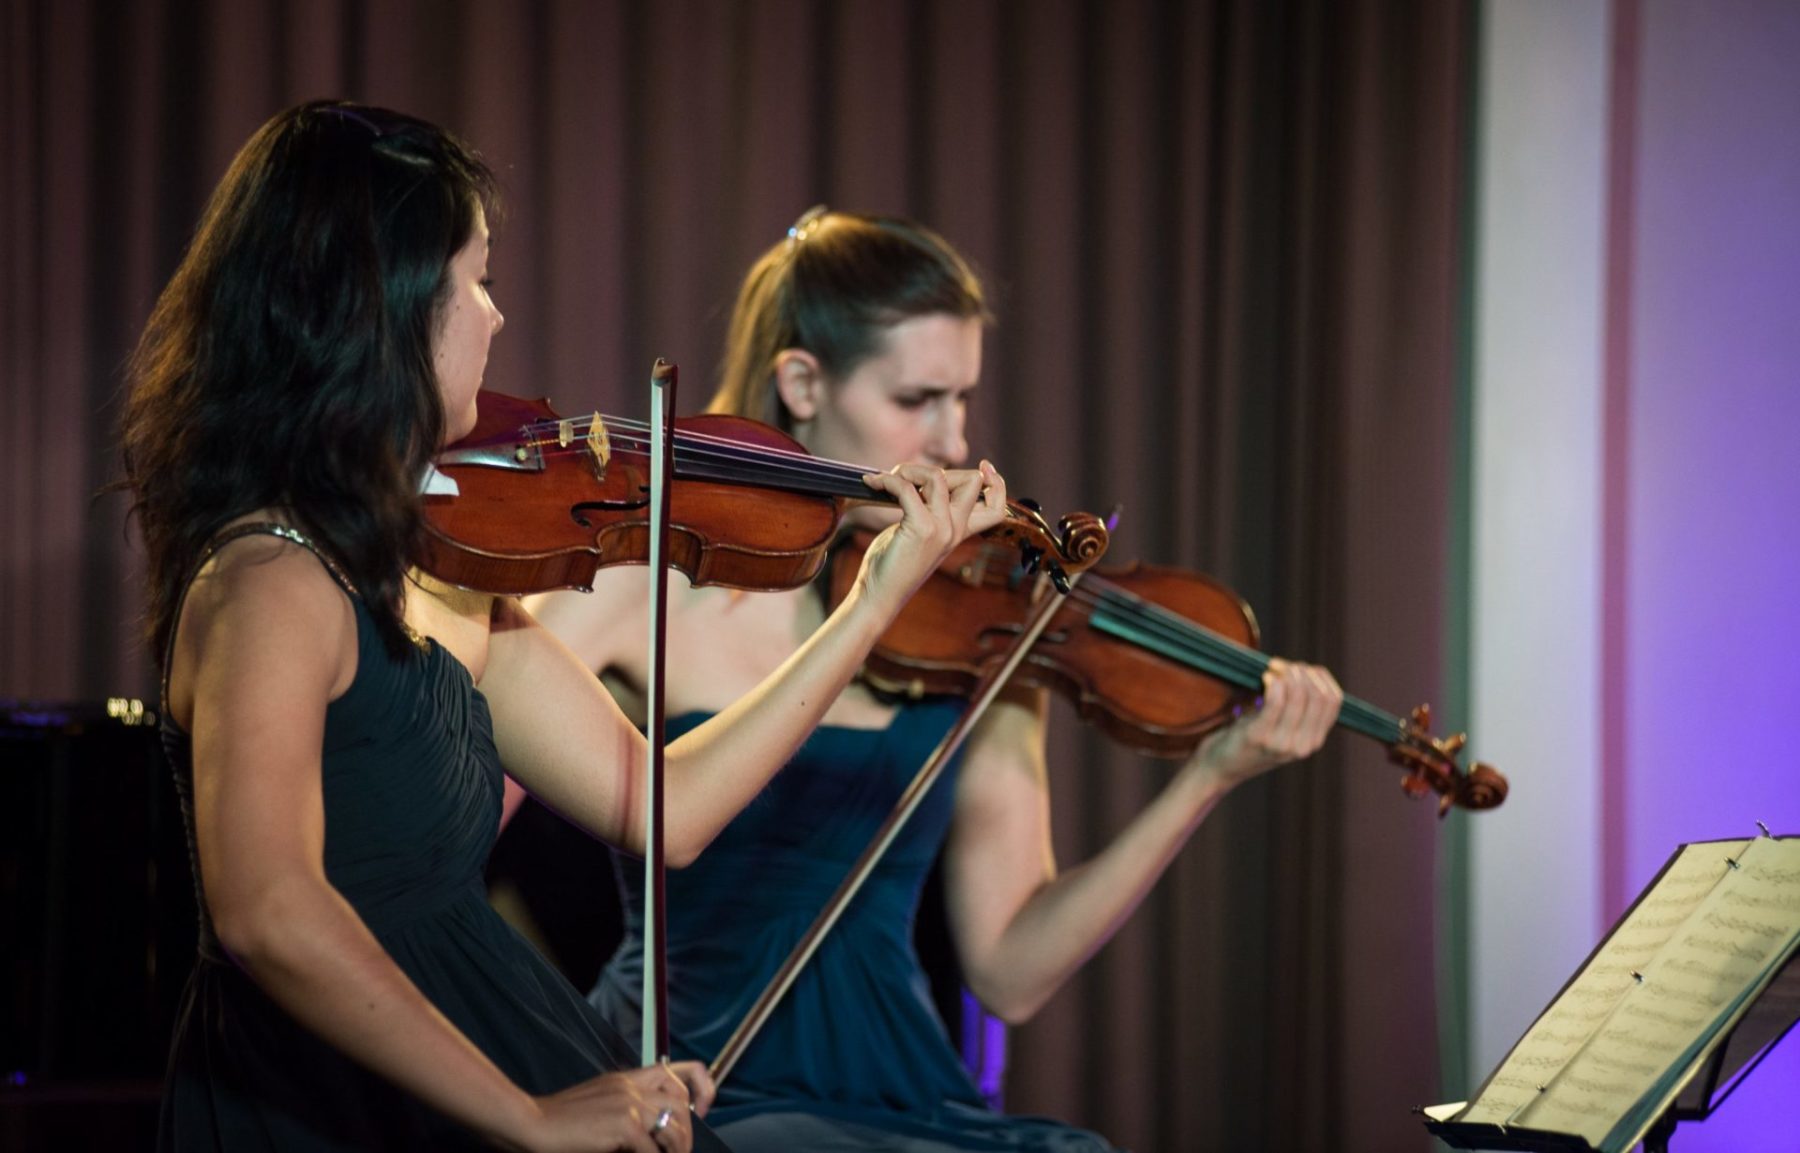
[158,528,726,1150]
[591,706,1118,1152]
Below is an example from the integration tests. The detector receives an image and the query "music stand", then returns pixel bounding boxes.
[1423,831,1800,1153]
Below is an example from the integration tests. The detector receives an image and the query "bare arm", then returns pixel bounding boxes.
[509,574,656,833]
[174,541,693,1152]
[942,660,1343,1023]
[484,463,1007,864]
[523,566,650,678]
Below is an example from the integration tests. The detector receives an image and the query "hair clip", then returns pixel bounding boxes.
[320,105,384,138]
[786,204,829,249]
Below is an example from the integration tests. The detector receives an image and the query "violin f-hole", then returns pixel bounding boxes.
[569,492,652,523]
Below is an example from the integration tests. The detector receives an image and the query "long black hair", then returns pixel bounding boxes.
[123,100,499,661]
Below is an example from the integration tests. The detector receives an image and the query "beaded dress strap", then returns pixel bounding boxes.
[160,522,361,707]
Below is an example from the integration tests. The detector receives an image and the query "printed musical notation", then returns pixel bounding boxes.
[1452,835,1800,1152]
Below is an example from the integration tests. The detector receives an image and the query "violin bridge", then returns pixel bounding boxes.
[583,413,611,470]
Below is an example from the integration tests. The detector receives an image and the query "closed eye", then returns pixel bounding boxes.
[893,389,973,411]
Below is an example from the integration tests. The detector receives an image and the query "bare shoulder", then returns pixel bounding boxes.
[169,534,359,728]
[947,693,1054,834]
[961,691,1050,780]
[183,533,357,644]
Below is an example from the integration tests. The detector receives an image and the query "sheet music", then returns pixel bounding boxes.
[1460,836,1800,1150]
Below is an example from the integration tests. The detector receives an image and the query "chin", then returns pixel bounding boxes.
[457,394,484,437]
[445,412,477,444]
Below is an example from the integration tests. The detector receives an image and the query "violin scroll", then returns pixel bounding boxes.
[985,501,1110,592]
[1390,704,1509,816]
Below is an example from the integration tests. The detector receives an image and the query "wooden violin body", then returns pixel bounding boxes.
[834,537,1258,754]
[830,533,1508,814]
[418,392,1110,597]
[421,394,841,594]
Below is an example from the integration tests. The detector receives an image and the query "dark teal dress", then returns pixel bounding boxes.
[157,527,726,1150]
[591,706,1118,1152]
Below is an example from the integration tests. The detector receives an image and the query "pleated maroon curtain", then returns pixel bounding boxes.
[1,2,1471,1148]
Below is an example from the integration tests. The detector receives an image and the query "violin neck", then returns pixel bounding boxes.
[1332,696,1407,746]
[1083,580,1405,748]
[672,443,887,504]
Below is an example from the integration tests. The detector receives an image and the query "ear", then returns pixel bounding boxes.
[772,349,826,424]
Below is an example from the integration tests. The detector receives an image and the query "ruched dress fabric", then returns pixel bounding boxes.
[591,706,1119,1152]
[157,532,728,1151]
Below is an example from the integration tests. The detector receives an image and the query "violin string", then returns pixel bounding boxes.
[492,412,1024,514]
[953,547,1266,689]
[1081,579,1403,738]
[510,419,1028,513]
[668,455,875,501]
[1084,583,1269,690]
[625,436,871,491]
[507,430,880,501]
[550,429,870,482]
[613,425,874,482]
[519,412,877,484]
[965,543,1406,742]
[620,419,873,477]
[525,426,893,501]
[518,413,1020,517]
[497,414,836,470]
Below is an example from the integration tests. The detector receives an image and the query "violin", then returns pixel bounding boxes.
[417,392,1111,596]
[827,532,1508,815]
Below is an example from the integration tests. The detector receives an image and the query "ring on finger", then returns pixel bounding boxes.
[650,1106,674,1134]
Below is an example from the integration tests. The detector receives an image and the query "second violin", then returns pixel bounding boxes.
[828,532,1508,815]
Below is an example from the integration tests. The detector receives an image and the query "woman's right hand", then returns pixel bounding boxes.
[518,1063,697,1152]
[854,460,1007,613]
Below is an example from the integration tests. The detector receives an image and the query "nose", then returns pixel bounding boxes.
[491,303,506,335]
[928,399,968,468]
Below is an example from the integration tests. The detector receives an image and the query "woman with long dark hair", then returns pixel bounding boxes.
[123,107,1008,1152]
[529,210,1344,1151]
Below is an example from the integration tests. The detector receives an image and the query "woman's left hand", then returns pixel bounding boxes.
[853,459,1007,614]
[1182,657,1343,790]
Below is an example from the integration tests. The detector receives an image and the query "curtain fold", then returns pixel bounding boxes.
[0,2,1472,1148]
